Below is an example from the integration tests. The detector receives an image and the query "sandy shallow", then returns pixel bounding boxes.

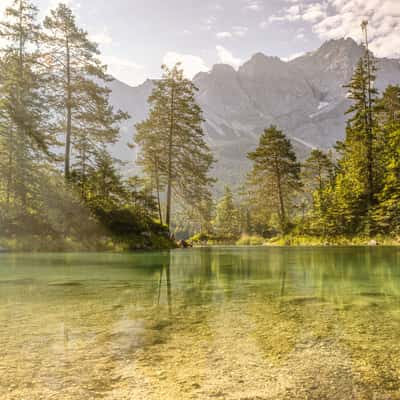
[1,286,400,400]
[1,248,400,399]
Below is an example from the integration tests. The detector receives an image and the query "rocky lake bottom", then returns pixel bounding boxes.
[1,248,400,399]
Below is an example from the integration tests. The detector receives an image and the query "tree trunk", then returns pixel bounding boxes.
[275,158,286,232]
[154,162,163,225]
[363,26,375,233]
[65,37,72,180]
[81,143,87,199]
[17,0,26,204]
[6,129,13,207]
[165,83,175,229]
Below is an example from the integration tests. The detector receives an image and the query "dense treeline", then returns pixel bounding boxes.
[1,1,399,250]
[191,48,400,245]
[0,0,213,250]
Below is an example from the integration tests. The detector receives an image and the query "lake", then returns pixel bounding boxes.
[1,247,400,399]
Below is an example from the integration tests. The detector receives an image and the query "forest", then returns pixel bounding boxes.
[0,0,400,251]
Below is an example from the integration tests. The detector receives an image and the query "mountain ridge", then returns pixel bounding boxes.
[107,38,400,186]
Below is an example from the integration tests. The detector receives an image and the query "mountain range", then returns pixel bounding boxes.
[107,38,400,187]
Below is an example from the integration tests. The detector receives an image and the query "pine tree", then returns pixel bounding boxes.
[331,54,378,235]
[0,0,53,216]
[247,126,302,233]
[303,150,334,196]
[124,176,158,220]
[135,63,214,230]
[374,85,400,233]
[133,117,166,224]
[302,149,335,235]
[43,3,128,181]
[213,186,240,239]
[77,149,125,210]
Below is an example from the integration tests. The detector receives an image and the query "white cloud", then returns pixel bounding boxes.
[212,3,224,11]
[271,0,400,58]
[269,2,327,23]
[233,26,249,37]
[302,3,328,23]
[201,16,217,31]
[216,31,233,39]
[216,45,242,69]
[102,55,146,86]
[163,52,210,79]
[216,26,248,40]
[313,0,400,58]
[243,0,263,11]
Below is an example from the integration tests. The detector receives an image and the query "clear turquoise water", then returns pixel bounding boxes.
[1,247,400,399]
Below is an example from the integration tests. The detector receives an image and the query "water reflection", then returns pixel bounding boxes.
[1,248,400,399]
[157,262,172,313]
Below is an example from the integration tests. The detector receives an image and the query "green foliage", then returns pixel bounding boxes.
[301,149,335,235]
[331,55,379,234]
[188,232,212,244]
[247,125,302,234]
[1,3,400,248]
[236,234,265,246]
[373,86,400,234]
[0,0,56,240]
[42,3,128,180]
[135,63,215,230]
[300,63,400,239]
[213,186,241,240]
[0,1,172,251]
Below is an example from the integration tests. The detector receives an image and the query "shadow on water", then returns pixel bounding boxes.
[157,262,172,314]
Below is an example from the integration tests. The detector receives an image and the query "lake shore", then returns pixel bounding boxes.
[0,234,176,253]
[2,234,400,253]
[191,235,400,248]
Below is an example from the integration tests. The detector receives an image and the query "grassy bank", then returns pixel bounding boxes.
[0,234,175,253]
[265,235,400,247]
[191,233,400,247]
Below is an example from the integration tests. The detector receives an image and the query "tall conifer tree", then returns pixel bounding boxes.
[213,186,240,239]
[0,0,53,211]
[135,63,214,229]
[247,126,302,233]
[374,85,400,233]
[43,3,127,181]
[333,48,378,234]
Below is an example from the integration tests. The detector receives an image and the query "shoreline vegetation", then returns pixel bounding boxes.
[1,2,400,252]
[1,234,399,253]
[0,229,176,252]
[189,234,400,248]
[267,236,400,247]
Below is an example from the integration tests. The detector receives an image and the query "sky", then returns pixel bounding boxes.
[1,0,400,86]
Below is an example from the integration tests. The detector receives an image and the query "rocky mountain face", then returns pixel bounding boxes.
[108,38,400,186]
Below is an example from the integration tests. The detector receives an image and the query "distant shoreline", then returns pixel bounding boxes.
[190,235,400,248]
